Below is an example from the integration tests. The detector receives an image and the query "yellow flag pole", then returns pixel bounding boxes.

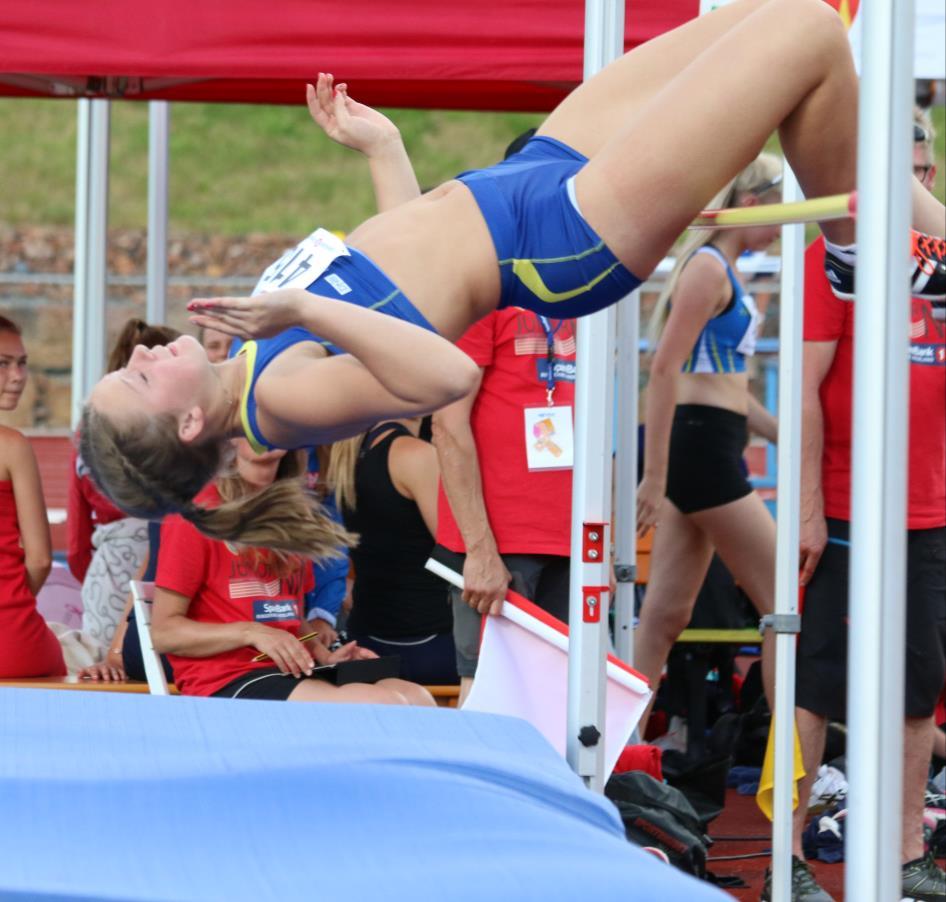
[691,191,857,230]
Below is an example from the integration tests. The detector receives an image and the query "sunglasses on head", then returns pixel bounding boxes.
[751,173,783,196]
[914,123,931,143]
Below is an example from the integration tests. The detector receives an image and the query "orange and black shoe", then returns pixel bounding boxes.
[825,230,946,303]
[911,230,946,309]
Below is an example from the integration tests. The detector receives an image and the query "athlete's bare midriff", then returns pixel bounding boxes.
[677,371,750,415]
[346,180,501,341]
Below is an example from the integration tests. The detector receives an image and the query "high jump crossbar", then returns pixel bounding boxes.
[691,191,856,229]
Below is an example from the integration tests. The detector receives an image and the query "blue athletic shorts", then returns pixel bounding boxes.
[303,248,438,356]
[457,135,643,319]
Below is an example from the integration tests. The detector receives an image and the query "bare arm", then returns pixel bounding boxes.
[638,256,728,534]
[431,372,512,615]
[150,586,317,678]
[388,435,440,538]
[307,75,420,212]
[746,392,778,445]
[798,340,838,586]
[4,428,52,596]
[190,289,479,444]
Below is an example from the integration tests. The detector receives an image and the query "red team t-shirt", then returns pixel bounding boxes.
[156,485,314,697]
[804,237,946,528]
[436,308,576,556]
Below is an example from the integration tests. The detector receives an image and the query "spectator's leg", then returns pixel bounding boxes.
[902,715,935,863]
[634,501,714,734]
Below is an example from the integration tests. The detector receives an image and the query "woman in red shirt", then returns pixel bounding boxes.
[151,438,434,705]
[0,316,64,678]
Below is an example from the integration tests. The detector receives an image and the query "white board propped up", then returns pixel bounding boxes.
[426,557,651,777]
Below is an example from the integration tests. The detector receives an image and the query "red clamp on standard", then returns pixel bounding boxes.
[582,523,606,563]
[582,587,608,623]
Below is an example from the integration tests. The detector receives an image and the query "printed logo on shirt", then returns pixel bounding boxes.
[536,359,577,384]
[512,312,577,358]
[910,343,946,367]
[252,599,299,622]
[325,273,352,296]
[229,577,282,599]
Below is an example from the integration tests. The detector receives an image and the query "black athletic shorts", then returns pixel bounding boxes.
[796,519,946,720]
[665,404,752,514]
[212,667,313,701]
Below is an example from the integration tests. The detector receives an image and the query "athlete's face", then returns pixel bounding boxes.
[0,330,28,411]
[90,334,213,427]
[741,188,782,252]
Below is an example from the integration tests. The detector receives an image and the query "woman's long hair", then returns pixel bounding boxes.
[647,152,783,350]
[79,406,356,562]
[324,433,366,513]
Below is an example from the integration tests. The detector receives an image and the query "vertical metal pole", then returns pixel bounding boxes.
[566,0,623,791]
[846,2,913,899]
[71,99,110,428]
[769,165,804,902]
[612,290,640,664]
[146,101,170,324]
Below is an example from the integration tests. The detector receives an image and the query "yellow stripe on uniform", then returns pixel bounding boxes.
[236,342,268,456]
[510,258,622,305]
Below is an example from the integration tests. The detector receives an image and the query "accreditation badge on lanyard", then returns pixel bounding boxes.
[524,316,574,471]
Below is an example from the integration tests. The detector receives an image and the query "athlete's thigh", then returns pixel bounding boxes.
[570,0,846,277]
[641,501,715,622]
[690,492,776,614]
[539,0,764,158]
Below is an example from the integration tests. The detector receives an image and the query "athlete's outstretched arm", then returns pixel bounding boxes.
[308,74,420,212]
[189,288,479,442]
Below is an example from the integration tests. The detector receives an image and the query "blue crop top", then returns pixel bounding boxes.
[681,246,761,375]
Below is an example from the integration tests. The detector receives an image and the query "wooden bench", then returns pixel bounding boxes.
[1,676,460,706]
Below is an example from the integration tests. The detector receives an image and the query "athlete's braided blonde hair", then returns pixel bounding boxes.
[79,406,355,561]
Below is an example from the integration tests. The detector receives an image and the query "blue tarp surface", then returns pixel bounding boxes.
[0,689,727,901]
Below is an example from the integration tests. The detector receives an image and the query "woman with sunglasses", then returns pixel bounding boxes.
[633,152,783,734]
[80,0,946,560]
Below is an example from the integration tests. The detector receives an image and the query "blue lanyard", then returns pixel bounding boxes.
[538,316,564,404]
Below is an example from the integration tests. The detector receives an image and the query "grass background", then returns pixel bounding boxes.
[0,98,942,237]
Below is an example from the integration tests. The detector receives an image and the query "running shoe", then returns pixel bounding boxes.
[901,852,946,901]
[912,231,946,302]
[760,855,836,901]
[824,230,946,302]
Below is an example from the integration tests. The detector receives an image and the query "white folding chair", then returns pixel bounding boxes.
[130,580,170,696]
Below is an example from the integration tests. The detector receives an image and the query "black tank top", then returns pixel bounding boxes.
[343,424,451,637]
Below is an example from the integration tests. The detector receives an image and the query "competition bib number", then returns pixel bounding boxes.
[253,228,350,295]
[523,406,574,471]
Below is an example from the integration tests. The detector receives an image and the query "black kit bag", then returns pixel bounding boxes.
[605,771,709,878]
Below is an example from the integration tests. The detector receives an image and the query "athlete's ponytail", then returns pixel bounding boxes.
[79,404,355,562]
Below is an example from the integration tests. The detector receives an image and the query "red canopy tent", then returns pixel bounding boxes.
[0,0,697,111]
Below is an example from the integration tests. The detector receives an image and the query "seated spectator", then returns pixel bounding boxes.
[0,315,64,678]
[69,317,179,654]
[150,438,433,705]
[327,419,459,685]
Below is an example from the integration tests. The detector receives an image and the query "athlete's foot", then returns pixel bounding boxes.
[824,230,946,303]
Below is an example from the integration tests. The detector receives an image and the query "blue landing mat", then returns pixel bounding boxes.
[0,689,726,901]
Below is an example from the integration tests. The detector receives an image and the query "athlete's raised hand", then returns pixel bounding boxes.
[307,73,400,157]
[187,288,305,340]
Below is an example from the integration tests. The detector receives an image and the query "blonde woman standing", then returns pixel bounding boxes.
[634,153,783,731]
